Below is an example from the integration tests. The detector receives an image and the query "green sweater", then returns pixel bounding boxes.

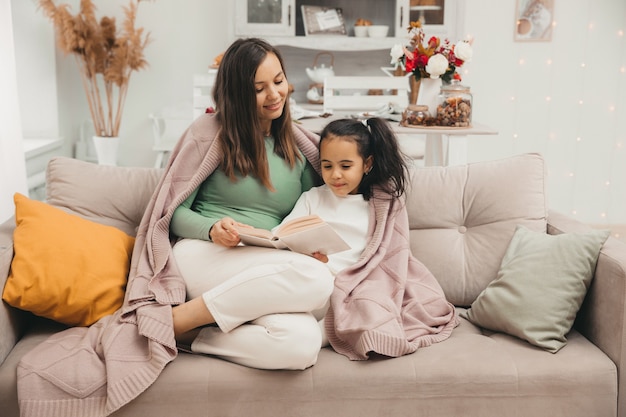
[170,137,317,240]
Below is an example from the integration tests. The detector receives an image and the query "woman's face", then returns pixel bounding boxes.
[254,52,289,132]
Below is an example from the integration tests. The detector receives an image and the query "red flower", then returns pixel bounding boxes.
[405,58,415,74]
[447,50,464,67]
[417,54,429,67]
[391,20,473,83]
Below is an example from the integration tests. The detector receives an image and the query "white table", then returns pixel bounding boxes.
[294,107,498,167]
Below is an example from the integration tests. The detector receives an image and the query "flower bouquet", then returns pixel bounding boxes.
[391,21,474,127]
[390,21,473,84]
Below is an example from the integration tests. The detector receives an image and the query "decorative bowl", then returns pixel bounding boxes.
[367,25,389,38]
[354,26,368,37]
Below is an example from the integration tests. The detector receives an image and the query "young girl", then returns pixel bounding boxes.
[279,117,407,274]
[281,117,458,360]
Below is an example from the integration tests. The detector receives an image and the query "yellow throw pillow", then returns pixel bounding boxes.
[2,193,135,326]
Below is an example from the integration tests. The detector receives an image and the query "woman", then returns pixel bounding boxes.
[167,37,334,370]
[13,38,333,415]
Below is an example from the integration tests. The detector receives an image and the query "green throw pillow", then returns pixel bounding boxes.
[461,225,610,353]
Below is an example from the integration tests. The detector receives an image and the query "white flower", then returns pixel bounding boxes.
[425,53,449,78]
[455,40,473,62]
[408,27,422,40]
[389,44,405,64]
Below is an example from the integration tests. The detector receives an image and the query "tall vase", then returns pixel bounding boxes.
[92,136,119,166]
[416,77,443,117]
[409,76,420,105]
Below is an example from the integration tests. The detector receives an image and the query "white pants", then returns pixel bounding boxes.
[172,239,334,370]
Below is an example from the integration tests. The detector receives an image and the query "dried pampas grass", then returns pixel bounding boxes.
[39,0,151,137]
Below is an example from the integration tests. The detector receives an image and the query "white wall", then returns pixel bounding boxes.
[462,0,626,226]
[11,0,59,139]
[10,0,626,225]
[49,0,235,167]
[0,0,27,223]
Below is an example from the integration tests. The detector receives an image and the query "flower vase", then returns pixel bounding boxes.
[409,76,420,105]
[92,136,119,166]
[416,77,442,117]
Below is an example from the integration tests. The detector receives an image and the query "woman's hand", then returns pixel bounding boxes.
[209,217,244,247]
[311,251,328,263]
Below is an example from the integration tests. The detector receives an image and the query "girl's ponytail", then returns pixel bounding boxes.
[363,118,409,200]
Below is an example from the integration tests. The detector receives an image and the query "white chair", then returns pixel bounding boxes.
[321,76,423,163]
[149,113,192,168]
[322,76,410,114]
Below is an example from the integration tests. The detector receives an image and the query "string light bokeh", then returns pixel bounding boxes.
[462,0,625,238]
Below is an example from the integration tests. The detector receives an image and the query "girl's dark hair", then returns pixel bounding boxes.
[319,118,410,200]
[213,38,299,190]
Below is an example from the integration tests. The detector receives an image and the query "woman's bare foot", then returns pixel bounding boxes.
[175,328,202,351]
[172,297,216,338]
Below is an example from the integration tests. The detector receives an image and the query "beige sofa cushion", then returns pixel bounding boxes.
[406,153,547,306]
[45,157,163,236]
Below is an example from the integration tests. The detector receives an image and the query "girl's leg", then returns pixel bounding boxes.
[191,312,322,370]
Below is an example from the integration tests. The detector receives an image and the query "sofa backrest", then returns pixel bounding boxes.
[45,157,163,237]
[405,153,548,306]
[44,154,548,308]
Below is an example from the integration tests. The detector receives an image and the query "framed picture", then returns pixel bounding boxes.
[514,0,555,42]
[301,5,346,36]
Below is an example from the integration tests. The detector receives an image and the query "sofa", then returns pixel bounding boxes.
[1,153,626,417]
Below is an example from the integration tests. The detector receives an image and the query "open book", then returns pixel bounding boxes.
[235,214,350,255]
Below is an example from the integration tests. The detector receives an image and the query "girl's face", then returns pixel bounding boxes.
[320,136,373,197]
[254,52,289,133]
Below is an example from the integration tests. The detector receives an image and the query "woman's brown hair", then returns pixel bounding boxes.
[213,38,300,191]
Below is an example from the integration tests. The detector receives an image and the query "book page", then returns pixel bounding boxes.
[278,223,350,255]
[237,233,287,250]
[235,225,273,240]
[275,214,324,237]
[235,215,350,255]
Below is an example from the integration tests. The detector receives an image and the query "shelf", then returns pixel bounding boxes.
[267,36,406,51]
[410,5,443,12]
[22,137,63,159]
[22,137,64,198]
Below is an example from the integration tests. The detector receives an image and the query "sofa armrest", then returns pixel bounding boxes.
[0,217,26,367]
[548,210,626,416]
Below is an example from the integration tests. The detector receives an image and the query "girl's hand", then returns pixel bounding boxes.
[311,251,328,263]
[210,217,245,247]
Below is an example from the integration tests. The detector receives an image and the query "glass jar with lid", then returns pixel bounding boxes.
[401,104,430,127]
[436,80,473,127]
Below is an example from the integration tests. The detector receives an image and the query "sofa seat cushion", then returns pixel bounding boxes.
[0,312,616,417]
[0,312,618,417]
[0,318,67,417]
[119,313,615,417]
[406,153,548,306]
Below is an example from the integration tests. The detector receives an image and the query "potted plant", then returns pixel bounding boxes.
[39,0,151,165]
